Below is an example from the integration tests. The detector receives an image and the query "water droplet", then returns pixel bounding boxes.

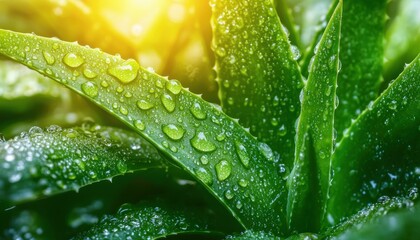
[238,178,248,187]
[325,85,332,96]
[190,132,216,153]
[134,119,145,131]
[195,167,213,185]
[216,132,226,142]
[119,106,128,115]
[161,94,176,112]
[108,59,139,84]
[271,118,278,126]
[235,141,250,168]
[100,80,109,88]
[291,45,301,60]
[162,124,185,140]
[408,187,418,200]
[215,160,232,181]
[225,190,234,200]
[117,162,128,173]
[63,52,84,68]
[81,82,98,98]
[42,51,55,65]
[83,68,97,79]
[388,100,397,110]
[136,100,154,110]
[216,47,226,57]
[236,200,243,209]
[166,80,182,95]
[190,102,206,120]
[200,155,209,165]
[259,142,273,161]
[278,124,287,137]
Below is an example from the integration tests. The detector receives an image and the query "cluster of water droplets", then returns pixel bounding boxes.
[0,123,162,206]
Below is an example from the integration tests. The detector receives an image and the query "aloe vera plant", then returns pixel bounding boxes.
[0,0,419,239]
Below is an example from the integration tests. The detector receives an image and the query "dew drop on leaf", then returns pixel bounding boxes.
[63,53,84,68]
[83,68,98,79]
[258,142,274,161]
[161,94,176,112]
[42,51,55,65]
[290,45,301,60]
[238,178,248,187]
[162,124,185,140]
[136,100,154,110]
[119,106,128,115]
[166,80,182,95]
[200,155,209,165]
[190,132,216,153]
[133,119,145,131]
[278,124,287,137]
[100,80,109,88]
[236,200,243,209]
[225,189,234,200]
[108,59,139,84]
[189,102,207,120]
[215,160,232,181]
[81,82,98,98]
[117,161,128,174]
[388,100,397,110]
[195,167,213,185]
[235,141,250,168]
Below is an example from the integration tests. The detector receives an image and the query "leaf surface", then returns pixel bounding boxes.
[334,0,388,140]
[332,200,420,240]
[73,202,214,240]
[327,54,420,226]
[0,125,164,208]
[212,0,303,168]
[287,1,342,232]
[0,29,287,234]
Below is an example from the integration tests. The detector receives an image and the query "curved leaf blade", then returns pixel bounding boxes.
[212,0,303,167]
[324,196,414,237]
[332,200,420,240]
[287,1,342,232]
[73,202,214,240]
[335,0,388,140]
[0,29,287,234]
[224,230,281,240]
[0,125,164,208]
[327,54,420,226]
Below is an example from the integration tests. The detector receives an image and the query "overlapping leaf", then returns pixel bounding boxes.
[335,0,388,140]
[0,124,164,208]
[0,29,287,234]
[73,202,214,239]
[327,54,420,226]
[212,0,303,168]
[287,1,342,232]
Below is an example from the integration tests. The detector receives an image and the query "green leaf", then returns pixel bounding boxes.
[0,60,62,113]
[383,0,420,86]
[326,54,420,226]
[224,230,281,240]
[0,29,287,234]
[324,196,415,238]
[73,202,214,240]
[274,0,302,49]
[287,1,342,232]
[300,0,338,76]
[332,200,420,240]
[211,0,303,167]
[335,0,388,141]
[0,124,164,208]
